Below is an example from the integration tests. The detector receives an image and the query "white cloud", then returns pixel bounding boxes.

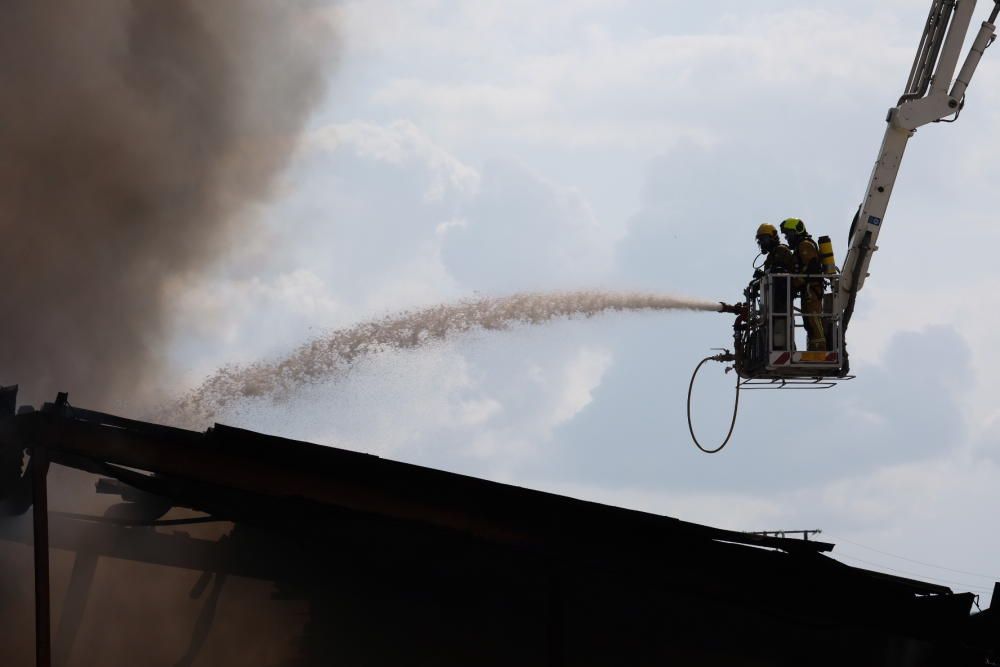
[373,80,551,120]
[167,269,342,374]
[550,346,613,425]
[337,4,919,161]
[459,342,614,466]
[210,334,616,479]
[440,158,620,291]
[434,217,467,236]
[308,120,481,200]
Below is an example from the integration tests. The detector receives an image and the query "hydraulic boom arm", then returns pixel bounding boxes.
[836,0,1000,329]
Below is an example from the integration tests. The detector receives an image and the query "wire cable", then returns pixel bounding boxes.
[687,355,740,454]
[831,552,995,593]
[829,534,1000,581]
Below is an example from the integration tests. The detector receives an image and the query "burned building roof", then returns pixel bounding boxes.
[0,387,997,666]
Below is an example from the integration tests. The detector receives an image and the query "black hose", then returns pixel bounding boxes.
[687,356,741,454]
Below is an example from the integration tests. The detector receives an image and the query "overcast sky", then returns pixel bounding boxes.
[165,1,1000,605]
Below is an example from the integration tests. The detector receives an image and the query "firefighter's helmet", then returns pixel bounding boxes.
[756,223,778,239]
[780,218,806,236]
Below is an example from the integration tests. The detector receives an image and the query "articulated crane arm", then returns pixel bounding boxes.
[836,0,1000,331]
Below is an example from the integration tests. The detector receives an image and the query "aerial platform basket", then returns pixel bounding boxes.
[733,272,854,388]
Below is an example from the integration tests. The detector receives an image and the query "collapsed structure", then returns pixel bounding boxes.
[0,387,996,666]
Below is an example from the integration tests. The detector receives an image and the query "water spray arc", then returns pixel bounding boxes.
[173,290,722,425]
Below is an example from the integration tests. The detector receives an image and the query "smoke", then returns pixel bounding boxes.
[0,0,333,411]
[173,290,719,424]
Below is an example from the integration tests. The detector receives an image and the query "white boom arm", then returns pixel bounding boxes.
[836,0,1000,328]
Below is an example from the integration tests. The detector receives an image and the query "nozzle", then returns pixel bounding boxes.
[718,302,745,315]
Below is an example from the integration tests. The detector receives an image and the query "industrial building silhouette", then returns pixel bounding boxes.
[1,387,996,666]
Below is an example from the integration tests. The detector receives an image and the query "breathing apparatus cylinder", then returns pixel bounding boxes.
[818,235,837,274]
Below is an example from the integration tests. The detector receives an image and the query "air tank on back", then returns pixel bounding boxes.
[818,235,837,274]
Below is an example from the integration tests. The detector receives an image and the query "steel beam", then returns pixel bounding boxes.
[31,446,50,667]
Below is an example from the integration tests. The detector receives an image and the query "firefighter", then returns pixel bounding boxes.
[755,223,795,274]
[779,218,827,351]
[755,223,795,350]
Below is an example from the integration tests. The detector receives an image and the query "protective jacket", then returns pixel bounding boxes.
[790,235,823,285]
[789,234,827,350]
[763,244,795,274]
[762,243,795,320]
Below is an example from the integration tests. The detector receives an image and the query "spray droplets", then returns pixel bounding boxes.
[172,291,718,424]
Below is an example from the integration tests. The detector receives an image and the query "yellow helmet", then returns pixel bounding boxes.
[756,223,778,239]
[780,218,806,235]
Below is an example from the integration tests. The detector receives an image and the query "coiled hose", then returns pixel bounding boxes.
[686,355,741,454]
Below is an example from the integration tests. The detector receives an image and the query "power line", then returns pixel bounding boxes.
[832,552,995,594]
[829,534,1000,581]
[834,553,994,593]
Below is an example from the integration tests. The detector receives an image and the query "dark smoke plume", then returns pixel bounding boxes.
[0,1,333,411]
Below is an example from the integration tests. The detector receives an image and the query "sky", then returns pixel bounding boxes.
[163,1,1000,606]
